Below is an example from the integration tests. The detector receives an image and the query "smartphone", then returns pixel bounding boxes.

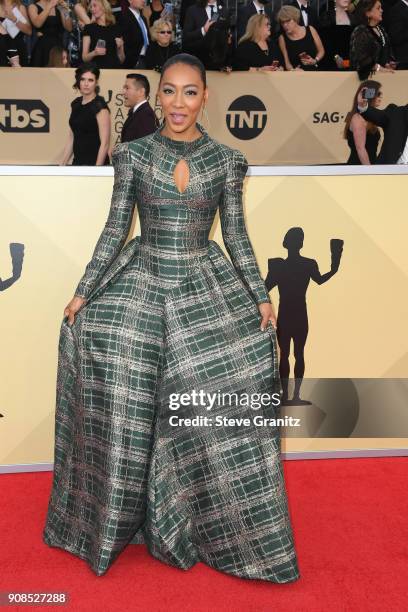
[96,39,106,49]
[272,60,279,67]
[363,87,377,100]
[163,2,173,15]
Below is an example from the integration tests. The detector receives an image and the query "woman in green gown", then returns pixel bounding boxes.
[43,53,300,583]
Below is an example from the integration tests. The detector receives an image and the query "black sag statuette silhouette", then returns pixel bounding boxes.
[265,228,344,406]
[0,243,25,292]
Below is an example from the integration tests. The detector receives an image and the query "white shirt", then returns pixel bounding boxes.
[397,135,408,164]
[201,3,218,36]
[253,0,266,14]
[132,99,148,113]
[296,0,309,26]
[129,7,149,55]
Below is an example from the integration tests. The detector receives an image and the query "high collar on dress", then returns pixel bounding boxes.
[153,122,209,155]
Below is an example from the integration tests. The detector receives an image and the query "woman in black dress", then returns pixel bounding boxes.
[349,0,395,79]
[344,79,381,164]
[144,17,179,70]
[318,0,357,70]
[277,5,325,70]
[28,0,73,66]
[60,63,111,166]
[82,0,124,68]
[233,13,283,71]
[0,0,32,66]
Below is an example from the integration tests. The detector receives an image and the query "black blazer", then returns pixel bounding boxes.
[236,2,275,41]
[120,8,151,69]
[121,100,159,143]
[361,104,408,164]
[387,0,408,64]
[182,4,212,52]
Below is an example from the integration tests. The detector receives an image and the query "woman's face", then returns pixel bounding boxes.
[281,18,296,34]
[79,71,97,95]
[156,23,172,46]
[158,63,208,135]
[62,49,69,67]
[336,0,350,9]
[258,18,271,41]
[90,0,103,20]
[366,1,383,24]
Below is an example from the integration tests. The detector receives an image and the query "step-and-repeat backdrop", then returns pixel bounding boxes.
[0,68,405,165]
[1,171,407,469]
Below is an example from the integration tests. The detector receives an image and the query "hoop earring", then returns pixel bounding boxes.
[201,105,211,131]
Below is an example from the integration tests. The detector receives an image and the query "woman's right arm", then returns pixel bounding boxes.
[60,125,74,165]
[73,143,136,300]
[350,114,370,165]
[278,35,293,70]
[74,2,91,27]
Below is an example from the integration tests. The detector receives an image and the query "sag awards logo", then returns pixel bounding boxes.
[0,100,50,132]
[226,95,267,140]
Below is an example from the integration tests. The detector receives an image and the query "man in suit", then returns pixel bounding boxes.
[120,74,159,143]
[289,0,318,27]
[120,0,151,69]
[387,0,408,69]
[182,0,224,62]
[236,0,275,41]
[357,87,408,163]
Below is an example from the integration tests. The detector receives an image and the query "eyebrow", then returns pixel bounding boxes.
[161,82,199,87]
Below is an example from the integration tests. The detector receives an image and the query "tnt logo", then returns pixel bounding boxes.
[0,100,50,132]
[226,95,267,140]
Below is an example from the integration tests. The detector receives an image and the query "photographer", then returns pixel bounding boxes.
[182,0,228,67]
[357,85,408,163]
[28,0,73,66]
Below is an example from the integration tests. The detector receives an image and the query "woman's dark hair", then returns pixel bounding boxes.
[47,45,69,68]
[343,79,381,138]
[159,53,207,88]
[73,63,101,94]
[355,0,379,25]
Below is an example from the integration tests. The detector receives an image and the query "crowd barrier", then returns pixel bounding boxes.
[0,68,405,165]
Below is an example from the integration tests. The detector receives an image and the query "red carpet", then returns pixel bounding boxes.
[1,457,407,611]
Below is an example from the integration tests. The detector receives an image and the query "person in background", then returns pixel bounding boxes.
[277,5,325,70]
[120,0,151,68]
[0,0,32,66]
[357,83,408,163]
[288,0,318,27]
[233,13,283,71]
[47,42,70,63]
[344,79,381,164]
[74,0,92,27]
[317,0,357,70]
[82,0,125,68]
[349,0,395,79]
[120,73,159,142]
[236,0,275,41]
[61,62,110,166]
[387,0,408,69]
[144,16,179,70]
[29,0,73,66]
[143,0,164,26]
[182,0,225,65]
[109,0,122,20]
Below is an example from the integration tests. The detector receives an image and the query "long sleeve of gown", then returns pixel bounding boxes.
[74,143,136,300]
[219,148,271,305]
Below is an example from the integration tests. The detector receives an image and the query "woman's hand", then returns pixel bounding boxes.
[94,46,107,56]
[115,36,124,50]
[64,295,86,326]
[258,302,277,332]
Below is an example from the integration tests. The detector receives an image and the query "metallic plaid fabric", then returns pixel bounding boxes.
[42,123,300,582]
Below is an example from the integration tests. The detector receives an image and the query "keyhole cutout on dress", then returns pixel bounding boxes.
[173,159,190,194]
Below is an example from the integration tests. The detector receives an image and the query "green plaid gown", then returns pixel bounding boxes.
[43,123,300,582]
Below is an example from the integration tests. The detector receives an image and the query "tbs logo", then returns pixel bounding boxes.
[0,99,50,132]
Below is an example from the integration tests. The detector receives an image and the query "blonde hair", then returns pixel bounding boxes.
[277,5,301,24]
[238,13,270,45]
[150,18,174,43]
[91,0,116,25]
[0,0,22,6]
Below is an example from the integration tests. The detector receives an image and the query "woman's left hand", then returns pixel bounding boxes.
[115,37,124,49]
[258,302,277,332]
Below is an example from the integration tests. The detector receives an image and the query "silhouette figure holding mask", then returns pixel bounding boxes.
[265,228,343,405]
